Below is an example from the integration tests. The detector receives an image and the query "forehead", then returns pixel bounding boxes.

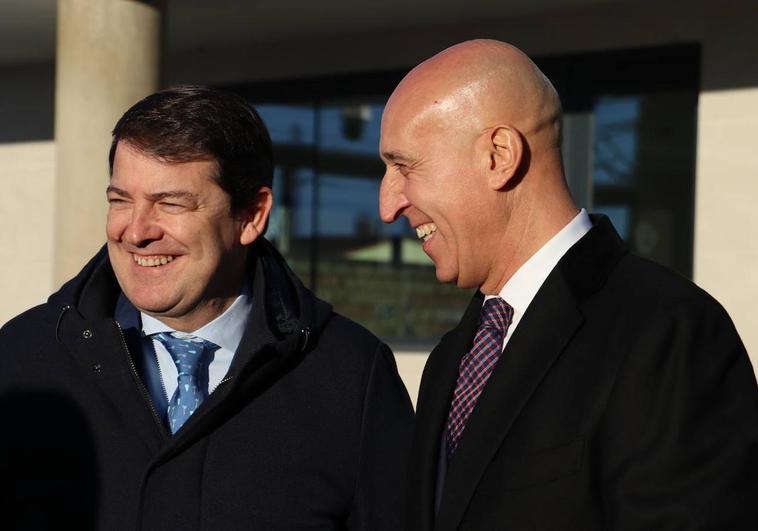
[380,97,471,168]
[111,142,219,190]
[381,68,485,141]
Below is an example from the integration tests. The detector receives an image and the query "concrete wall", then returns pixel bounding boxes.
[694,2,758,365]
[166,2,709,86]
[0,62,57,326]
[0,141,56,325]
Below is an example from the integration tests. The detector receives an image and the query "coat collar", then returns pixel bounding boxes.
[52,238,332,459]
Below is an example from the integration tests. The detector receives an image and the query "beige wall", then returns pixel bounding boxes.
[694,86,758,362]
[694,3,758,369]
[0,141,56,325]
[395,351,428,407]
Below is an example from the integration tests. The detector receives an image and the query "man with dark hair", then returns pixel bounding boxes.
[379,41,758,529]
[0,85,413,530]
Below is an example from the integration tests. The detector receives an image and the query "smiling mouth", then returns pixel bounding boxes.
[132,254,176,267]
[415,222,437,242]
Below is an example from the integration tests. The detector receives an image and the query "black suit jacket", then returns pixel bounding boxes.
[407,216,758,530]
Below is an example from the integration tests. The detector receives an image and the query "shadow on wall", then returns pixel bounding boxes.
[0,389,98,530]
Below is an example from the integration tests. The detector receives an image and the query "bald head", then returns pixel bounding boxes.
[385,39,562,153]
[379,40,577,293]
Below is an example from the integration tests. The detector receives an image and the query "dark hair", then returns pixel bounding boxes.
[109,85,273,215]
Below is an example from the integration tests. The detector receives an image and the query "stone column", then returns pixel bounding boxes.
[54,0,163,285]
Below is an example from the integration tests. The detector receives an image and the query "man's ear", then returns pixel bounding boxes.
[239,186,273,245]
[485,125,523,190]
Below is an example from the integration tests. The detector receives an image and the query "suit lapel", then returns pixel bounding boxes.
[436,269,584,531]
[407,293,482,531]
[432,215,626,530]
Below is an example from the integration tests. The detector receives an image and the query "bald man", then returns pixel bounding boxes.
[380,40,758,530]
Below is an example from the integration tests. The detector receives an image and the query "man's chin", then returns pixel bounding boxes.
[133,303,178,318]
[434,267,458,286]
[125,292,181,318]
[435,268,479,290]
[134,303,195,330]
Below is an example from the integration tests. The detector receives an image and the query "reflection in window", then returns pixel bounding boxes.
[587,92,696,276]
[593,96,639,187]
[257,104,315,146]
[318,104,384,155]
[243,44,698,345]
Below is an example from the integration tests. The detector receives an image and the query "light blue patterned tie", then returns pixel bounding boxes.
[152,332,220,435]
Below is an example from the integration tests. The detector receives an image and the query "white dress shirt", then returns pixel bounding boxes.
[485,209,592,351]
[141,288,252,400]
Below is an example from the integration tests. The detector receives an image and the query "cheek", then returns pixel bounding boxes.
[192,220,241,260]
[446,209,485,247]
[105,211,126,240]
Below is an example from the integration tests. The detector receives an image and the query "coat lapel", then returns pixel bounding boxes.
[436,269,584,531]
[433,215,626,530]
[407,292,482,531]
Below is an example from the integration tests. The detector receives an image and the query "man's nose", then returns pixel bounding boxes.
[124,206,163,247]
[379,173,409,223]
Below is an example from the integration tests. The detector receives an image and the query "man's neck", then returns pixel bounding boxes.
[481,202,580,295]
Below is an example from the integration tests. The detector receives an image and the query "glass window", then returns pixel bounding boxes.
[253,96,470,345]
[236,43,699,345]
[549,44,699,277]
[590,92,697,275]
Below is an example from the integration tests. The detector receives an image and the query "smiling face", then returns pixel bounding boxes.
[379,40,575,294]
[106,141,270,331]
[379,96,499,290]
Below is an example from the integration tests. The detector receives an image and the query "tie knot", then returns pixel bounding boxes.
[152,332,219,375]
[479,297,513,333]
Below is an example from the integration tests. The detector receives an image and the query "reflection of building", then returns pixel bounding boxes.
[2,1,757,402]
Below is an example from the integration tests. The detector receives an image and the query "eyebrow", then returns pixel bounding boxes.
[106,185,131,198]
[106,185,199,202]
[381,150,415,164]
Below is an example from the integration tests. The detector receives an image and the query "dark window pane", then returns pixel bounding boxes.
[592,91,697,276]
[313,102,471,344]
[256,103,317,287]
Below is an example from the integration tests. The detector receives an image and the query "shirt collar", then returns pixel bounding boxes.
[141,283,252,354]
[486,208,592,317]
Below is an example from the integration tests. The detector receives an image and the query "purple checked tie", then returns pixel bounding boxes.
[152,332,220,435]
[445,297,514,461]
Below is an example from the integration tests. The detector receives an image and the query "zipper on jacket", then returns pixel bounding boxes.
[152,340,233,396]
[209,375,233,394]
[115,321,169,440]
[151,344,170,404]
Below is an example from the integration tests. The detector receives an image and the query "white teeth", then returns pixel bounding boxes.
[133,254,175,267]
[415,223,437,241]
